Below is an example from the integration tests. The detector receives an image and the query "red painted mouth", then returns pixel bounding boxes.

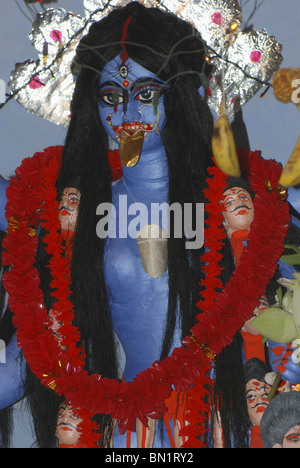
[59,209,71,217]
[106,114,157,140]
[256,406,267,414]
[236,209,248,215]
[113,121,155,136]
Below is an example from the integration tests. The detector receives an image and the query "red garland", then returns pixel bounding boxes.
[191,149,290,354]
[2,146,290,447]
[178,162,227,447]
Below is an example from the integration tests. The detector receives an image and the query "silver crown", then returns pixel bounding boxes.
[8,0,283,126]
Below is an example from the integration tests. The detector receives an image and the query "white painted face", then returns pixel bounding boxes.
[58,187,81,232]
[222,187,254,237]
[245,378,271,426]
[55,403,83,446]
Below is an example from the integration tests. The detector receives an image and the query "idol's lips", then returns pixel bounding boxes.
[59,209,71,217]
[255,405,268,414]
[114,122,155,133]
[106,114,157,139]
[236,209,248,216]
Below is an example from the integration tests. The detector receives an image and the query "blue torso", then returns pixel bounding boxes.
[103,147,182,383]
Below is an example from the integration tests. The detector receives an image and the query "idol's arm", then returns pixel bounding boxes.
[0,177,9,232]
[0,333,26,410]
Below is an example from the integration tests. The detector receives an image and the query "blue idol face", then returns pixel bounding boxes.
[98,56,169,155]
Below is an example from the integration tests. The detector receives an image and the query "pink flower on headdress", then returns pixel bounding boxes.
[28,77,43,89]
[211,12,224,25]
[50,29,63,42]
[250,50,262,63]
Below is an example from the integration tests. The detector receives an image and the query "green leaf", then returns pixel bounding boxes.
[280,245,300,267]
[284,244,300,255]
[292,277,300,328]
[280,254,300,266]
[251,307,297,343]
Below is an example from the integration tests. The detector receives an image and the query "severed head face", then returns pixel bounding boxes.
[58,187,81,232]
[55,402,83,446]
[222,186,255,237]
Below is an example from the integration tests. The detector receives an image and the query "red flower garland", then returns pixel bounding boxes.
[178,162,227,447]
[2,146,290,447]
[191,149,290,354]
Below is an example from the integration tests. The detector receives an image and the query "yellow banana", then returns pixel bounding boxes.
[211,112,241,177]
[279,135,300,187]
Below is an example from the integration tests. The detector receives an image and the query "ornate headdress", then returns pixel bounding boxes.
[8,0,283,126]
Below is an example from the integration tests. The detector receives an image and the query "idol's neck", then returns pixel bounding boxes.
[121,145,169,195]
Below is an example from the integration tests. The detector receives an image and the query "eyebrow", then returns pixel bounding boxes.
[129,77,168,92]
[245,385,265,395]
[99,78,167,90]
[225,189,247,196]
[99,80,122,90]
[285,432,300,440]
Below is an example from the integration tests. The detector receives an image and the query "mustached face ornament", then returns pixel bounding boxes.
[98,56,169,167]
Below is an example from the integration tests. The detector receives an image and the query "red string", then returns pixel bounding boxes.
[120,16,133,64]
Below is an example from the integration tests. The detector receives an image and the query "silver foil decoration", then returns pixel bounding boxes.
[9,8,86,127]
[208,29,284,117]
[8,0,283,126]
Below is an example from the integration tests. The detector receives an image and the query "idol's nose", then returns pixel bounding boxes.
[123,101,142,122]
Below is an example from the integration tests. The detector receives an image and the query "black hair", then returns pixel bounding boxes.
[224,176,255,199]
[243,357,271,384]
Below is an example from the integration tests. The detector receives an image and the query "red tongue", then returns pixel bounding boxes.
[120,129,145,167]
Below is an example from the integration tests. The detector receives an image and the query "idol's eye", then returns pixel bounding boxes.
[57,408,66,418]
[224,198,234,207]
[68,195,80,204]
[99,89,125,106]
[285,434,300,443]
[136,87,158,103]
[246,393,256,403]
